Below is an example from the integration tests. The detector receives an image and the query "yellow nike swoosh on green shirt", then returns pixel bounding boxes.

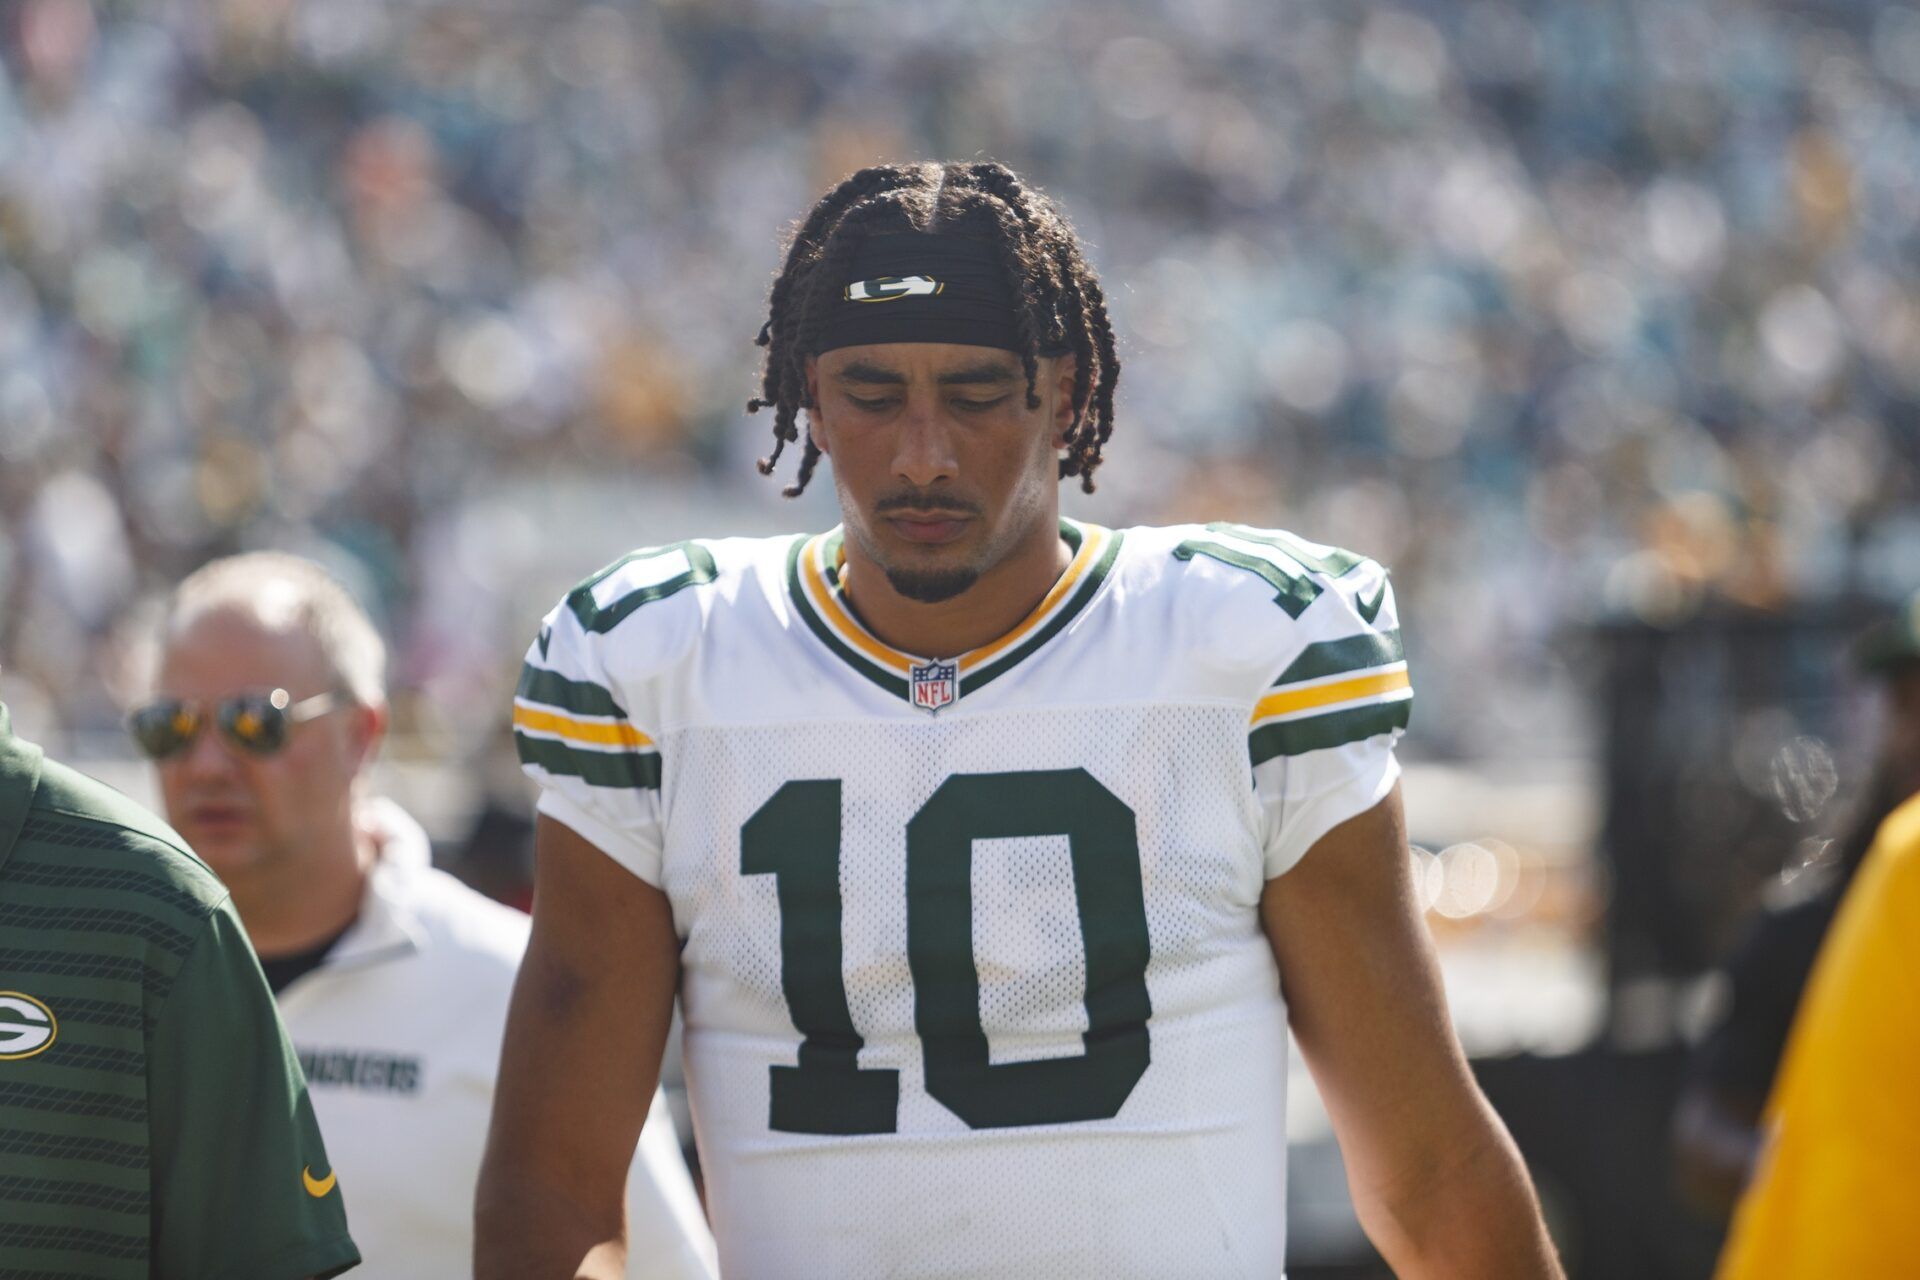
[303,1166,337,1197]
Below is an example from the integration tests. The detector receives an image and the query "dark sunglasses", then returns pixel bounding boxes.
[128,689,341,760]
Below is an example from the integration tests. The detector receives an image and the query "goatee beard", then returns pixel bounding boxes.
[882,565,980,604]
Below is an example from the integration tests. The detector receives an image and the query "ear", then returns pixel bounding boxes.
[350,700,388,772]
[1049,356,1080,450]
[804,357,830,454]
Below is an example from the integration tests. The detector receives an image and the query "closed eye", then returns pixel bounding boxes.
[953,395,1010,412]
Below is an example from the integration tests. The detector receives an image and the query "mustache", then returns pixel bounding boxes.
[874,494,982,517]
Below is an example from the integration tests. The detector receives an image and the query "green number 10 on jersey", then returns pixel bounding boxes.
[742,769,1154,1134]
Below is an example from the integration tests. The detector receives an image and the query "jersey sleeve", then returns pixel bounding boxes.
[148,899,361,1280]
[514,562,676,887]
[1250,554,1411,879]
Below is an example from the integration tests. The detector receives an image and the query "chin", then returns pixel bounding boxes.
[182,830,265,878]
[876,543,983,603]
[882,565,981,604]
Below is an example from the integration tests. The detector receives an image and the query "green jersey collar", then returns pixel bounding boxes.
[786,519,1124,712]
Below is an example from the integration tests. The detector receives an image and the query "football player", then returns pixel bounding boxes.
[479,161,1562,1279]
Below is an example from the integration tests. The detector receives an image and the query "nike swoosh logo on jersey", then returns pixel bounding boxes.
[303,1166,338,1197]
[1357,580,1387,625]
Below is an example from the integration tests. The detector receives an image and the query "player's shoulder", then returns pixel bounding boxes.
[1114,521,1412,762]
[15,756,228,923]
[524,531,796,687]
[1114,521,1402,676]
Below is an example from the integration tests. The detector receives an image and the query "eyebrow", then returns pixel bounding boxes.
[834,361,1019,387]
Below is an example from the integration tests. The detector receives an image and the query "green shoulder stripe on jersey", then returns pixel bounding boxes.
[516,663,627,719]
[515,731,661,791]
[567,541,719,635]
[1219,523,1368,578]
[1273,629,1404,687]
[1249,699,1412,766]
[1174,523,1371,621]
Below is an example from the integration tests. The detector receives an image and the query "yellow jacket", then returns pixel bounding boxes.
[1717,791,1920,1278]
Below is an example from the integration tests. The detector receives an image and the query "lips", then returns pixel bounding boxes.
[885,514,972,545]
[183,803,253,835]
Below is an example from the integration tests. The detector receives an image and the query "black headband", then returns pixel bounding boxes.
[811,232,1055,355]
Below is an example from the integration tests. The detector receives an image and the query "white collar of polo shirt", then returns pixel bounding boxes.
[296,795,434,980]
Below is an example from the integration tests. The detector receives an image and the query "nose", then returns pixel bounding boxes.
[891,398,958,489]
[174,719,242,785]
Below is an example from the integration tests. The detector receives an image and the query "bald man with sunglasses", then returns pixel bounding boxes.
[136,553,717,1280]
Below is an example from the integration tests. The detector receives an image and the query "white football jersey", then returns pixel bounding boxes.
[517,519,1411,1279]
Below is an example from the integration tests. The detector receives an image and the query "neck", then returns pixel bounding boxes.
[842,512,1071,658]
[227,817,374,960]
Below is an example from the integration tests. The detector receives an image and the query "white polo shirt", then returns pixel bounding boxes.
[277,798,716,1280]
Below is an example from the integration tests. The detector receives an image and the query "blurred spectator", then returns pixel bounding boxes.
[1712,784,1920,1276]
[1673,591,1920,1216]
[136,552,715,1279]
[6,0,1920,777]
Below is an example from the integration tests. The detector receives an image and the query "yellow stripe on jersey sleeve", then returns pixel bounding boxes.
[1250,667,1411,725]
[512,704,655,750]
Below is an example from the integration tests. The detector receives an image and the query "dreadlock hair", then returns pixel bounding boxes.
[748,160,1121,497]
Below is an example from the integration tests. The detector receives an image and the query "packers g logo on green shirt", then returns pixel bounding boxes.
[0,992,57,1060]
[844,275,943,302]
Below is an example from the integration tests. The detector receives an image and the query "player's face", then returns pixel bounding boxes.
[807,343,1075,603]
[153,606,379,885]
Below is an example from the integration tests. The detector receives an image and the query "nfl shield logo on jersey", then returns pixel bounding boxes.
[909,659,958,713]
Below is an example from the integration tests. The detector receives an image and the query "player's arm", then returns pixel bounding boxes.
[475,814,681,1280]
[1261,784,1562,1280]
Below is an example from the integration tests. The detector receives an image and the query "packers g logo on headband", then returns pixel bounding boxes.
[845,275,944,302]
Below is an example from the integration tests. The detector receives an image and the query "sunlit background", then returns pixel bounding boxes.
[4,1,1917,1274]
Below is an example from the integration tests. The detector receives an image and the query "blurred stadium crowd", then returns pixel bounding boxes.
[4,0,1919,776]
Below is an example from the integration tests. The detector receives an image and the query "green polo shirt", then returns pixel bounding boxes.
[0,704,360,1279]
